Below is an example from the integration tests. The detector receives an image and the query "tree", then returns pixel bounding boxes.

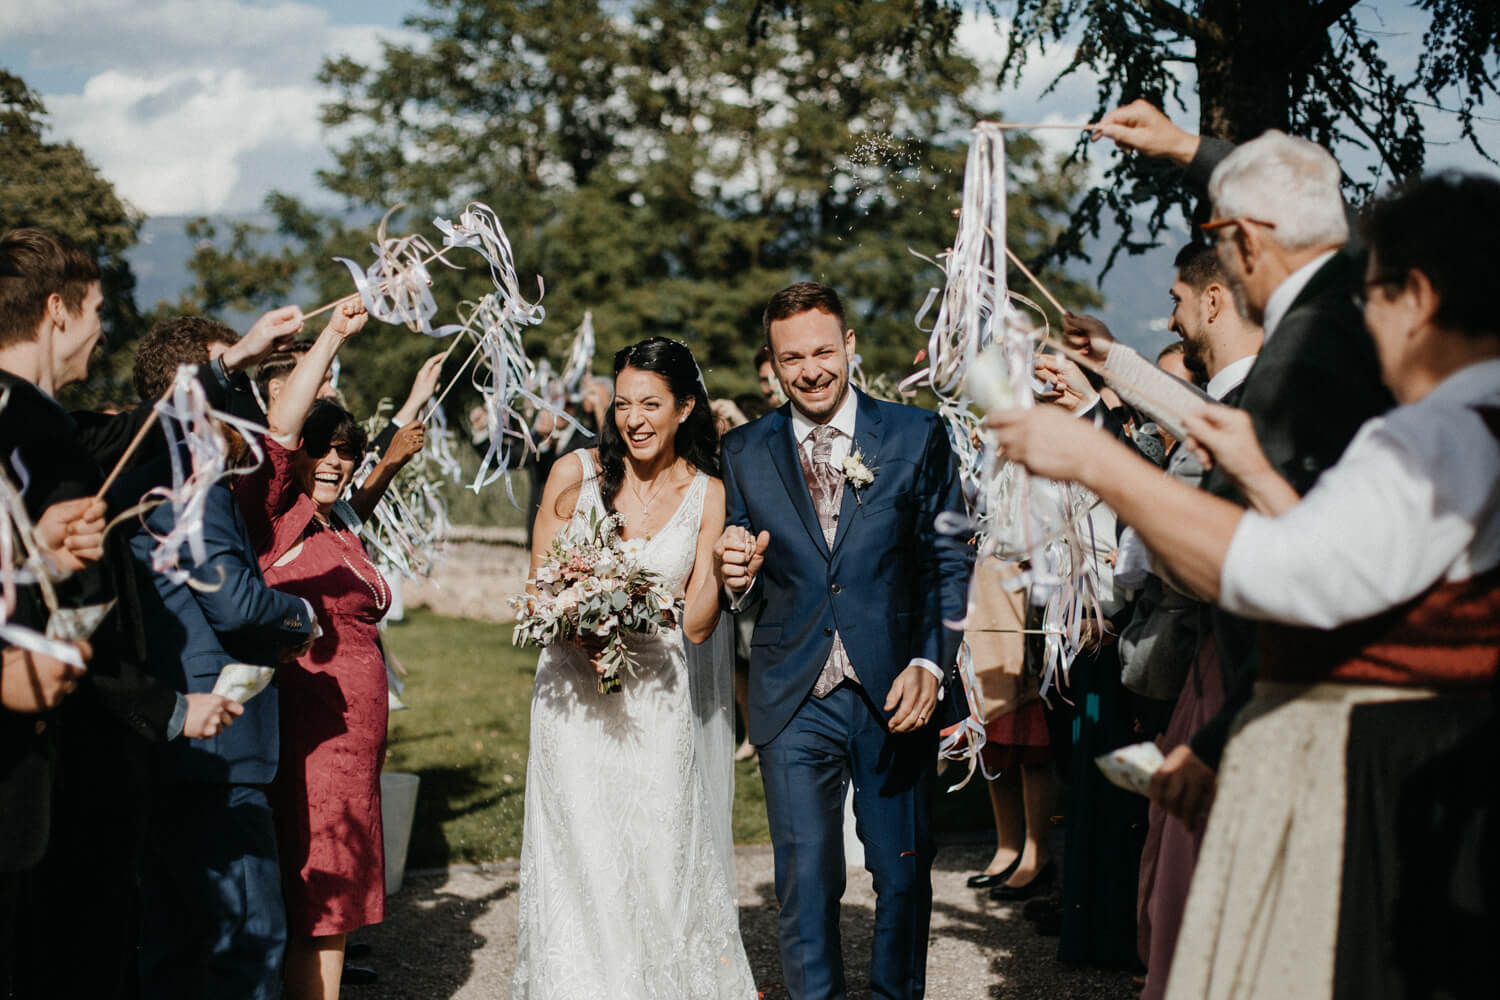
[988,0,1500,269]
[182,0,1096,416]
[0,69,144,407]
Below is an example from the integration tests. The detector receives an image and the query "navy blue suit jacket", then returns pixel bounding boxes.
[129,480,316,785]
[722,390,971,745]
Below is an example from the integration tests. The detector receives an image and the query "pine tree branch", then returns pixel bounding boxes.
[1309,0,1363,34]
[1134,0,1220,44]
[1310,59,1410,181]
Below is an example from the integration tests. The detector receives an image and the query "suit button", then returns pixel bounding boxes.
[823,627,833,636]
[34,720,47,736]
[831,584,842,594]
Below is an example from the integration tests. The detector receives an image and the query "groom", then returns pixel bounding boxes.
[717,282,970,999]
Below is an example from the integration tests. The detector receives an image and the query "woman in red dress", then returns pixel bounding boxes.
[235,301,410,1000]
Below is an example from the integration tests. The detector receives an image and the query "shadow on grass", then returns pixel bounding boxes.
[406,762,525,870]
[357,874,516,1000]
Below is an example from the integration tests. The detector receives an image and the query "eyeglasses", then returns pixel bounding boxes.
[1350,275,1404,311]
[1199,216,1279,237]
[307,441,362,461]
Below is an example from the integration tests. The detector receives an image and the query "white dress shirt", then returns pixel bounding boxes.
[789,387,858,463]
[1205,353,1257,401]
[788,389,944,688]
[1260,250,1337,344]
[1220,358,1500,628]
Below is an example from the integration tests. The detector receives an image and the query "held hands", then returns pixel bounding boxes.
[885,663,938,733]
[222,306,305,373]
[0,641,90,713]
[1090,99,1200,167]
[35,497,107,573]
[182,693,244,740]
[714,525,770,595]
[1149,744,1216,832]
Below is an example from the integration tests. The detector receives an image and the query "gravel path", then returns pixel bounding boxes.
[351,844,1136,999]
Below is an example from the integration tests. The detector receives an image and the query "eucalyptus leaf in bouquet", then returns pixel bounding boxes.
[510,508,680,693]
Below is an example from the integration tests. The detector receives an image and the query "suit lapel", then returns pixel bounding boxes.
[830,391,883,555]
[765,408,830,556]
[1240,251,1355,394]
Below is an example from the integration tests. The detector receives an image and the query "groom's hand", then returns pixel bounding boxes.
[715,526,769,594]
[885,664,938,733]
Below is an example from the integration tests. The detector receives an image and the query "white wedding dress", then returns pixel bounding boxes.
[511,455,756,999]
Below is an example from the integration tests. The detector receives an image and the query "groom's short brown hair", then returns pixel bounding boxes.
[762,281,847,342]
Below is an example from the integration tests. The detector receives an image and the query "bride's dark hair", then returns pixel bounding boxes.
[598,337,719,513]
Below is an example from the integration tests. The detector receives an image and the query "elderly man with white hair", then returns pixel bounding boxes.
[1086,104,1394,828]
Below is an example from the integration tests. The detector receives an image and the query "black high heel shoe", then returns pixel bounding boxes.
[988,860,1056,902]
[966,855,1022,889]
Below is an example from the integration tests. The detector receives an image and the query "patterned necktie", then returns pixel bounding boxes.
[805,425,843,545]
[800,424,858,697]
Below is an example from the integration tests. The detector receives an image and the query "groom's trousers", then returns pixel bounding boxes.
[759,682,937,1000]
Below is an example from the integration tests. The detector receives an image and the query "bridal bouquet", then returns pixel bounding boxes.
[509,509,680,693]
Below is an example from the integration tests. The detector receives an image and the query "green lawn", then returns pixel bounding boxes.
[382,609,769,869]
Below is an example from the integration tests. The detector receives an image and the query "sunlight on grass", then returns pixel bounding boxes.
[382,609,771,868]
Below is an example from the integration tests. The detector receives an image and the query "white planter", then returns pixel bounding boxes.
[380,771,421,895]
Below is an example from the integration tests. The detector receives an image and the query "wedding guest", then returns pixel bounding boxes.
[1089,103,1394,820]
[960,562,1055,894]
[734,391,773,422]
[495,372,611,546]
[754,343,783,404]
[254,341,338,415]
[986,170,1500,1000]
[0,228,250,999]
[1074,243,1263,1000]
[235,300,417,1000]
[366,353,443,457]
[126,315,320,1000]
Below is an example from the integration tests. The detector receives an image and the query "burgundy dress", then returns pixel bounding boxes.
[237,436,390,936]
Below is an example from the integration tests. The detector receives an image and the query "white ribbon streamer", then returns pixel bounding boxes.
[140,365,269,588]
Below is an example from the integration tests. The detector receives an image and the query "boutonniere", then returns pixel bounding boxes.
[841,449,877,502]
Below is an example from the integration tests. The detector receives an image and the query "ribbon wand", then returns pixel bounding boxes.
[93,401,164,501]
[300,247,452,323]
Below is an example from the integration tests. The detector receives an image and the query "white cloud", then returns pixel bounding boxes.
[48,69,327,216]
[15,1,421,216]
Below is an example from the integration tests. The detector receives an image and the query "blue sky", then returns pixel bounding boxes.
[0,0,1139,217]
[2,3,1492,225]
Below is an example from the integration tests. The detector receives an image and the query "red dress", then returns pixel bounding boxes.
[237,436,390,936]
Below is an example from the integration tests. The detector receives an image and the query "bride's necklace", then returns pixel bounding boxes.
[625,467,677,539]
[317,514,389,612]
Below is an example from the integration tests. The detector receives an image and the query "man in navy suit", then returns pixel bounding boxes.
[127,317,319,999]
[717,282,970,999]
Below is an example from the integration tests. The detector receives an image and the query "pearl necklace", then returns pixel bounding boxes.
[319,515,389,612]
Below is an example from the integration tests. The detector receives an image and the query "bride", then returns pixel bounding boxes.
[511,338,756,998]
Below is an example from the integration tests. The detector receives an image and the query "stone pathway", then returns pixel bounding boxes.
[353,844,1136,999]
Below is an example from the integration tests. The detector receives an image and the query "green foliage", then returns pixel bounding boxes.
[983,0,1500,271]
[177,0,1096,418]
[0,69,143,407]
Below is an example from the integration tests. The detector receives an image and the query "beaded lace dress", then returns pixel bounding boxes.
[511,453,754,999]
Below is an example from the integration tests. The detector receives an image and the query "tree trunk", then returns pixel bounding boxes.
[1194,0,1323,144]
